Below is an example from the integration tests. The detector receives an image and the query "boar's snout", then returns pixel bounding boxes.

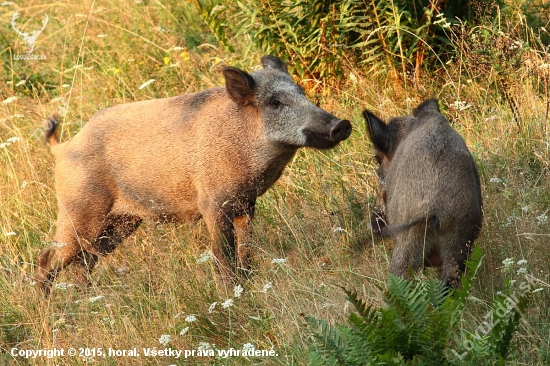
[330,119,352,142]
[302,117,352,149]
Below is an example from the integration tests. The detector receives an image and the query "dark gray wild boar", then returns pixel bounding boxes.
[363,99,482,288]
[37,55,351,294]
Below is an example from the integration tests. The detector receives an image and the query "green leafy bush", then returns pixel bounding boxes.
[199,0,498,84]
[307,246,540,365]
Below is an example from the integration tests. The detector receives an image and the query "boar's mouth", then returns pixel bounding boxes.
[302,129,340,149]
[302,119,352,149]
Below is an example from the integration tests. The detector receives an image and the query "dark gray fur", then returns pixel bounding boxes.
[363,99,483,288]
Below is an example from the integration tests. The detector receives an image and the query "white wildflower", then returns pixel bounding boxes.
[21,181,28,189]
[332,227,348,234]
[234,284,244,298]
[509,40,523,50]
[349,73,357,83]
[197,251,211,264]
[138,79,155,90]
[502,258,514,268]
[2,96,17,104]
[208,302,217,313]
[88,295,104,303]
[450,100,472,111]
[490,177,503,183]
[271,258,287,264]
[517,267,527,275]
[221,298,234,309]
[179,327,189,335]
[501,216,515,228]
[185,314,197,323]
[198,342,214,352]
[517,259,528,266]
[159,334,171,346]
[55,283,74,290]
[0,143,8,149]
[242,343,255,352]
[536,213,548,224]
[434,16,451,28]
[521,205,530,212]
[262,282,272,293]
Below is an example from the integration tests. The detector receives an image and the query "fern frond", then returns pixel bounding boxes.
[491,291,531,359]
[307,316,348,365]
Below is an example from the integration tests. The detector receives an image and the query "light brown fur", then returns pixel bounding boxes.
[37,56,351,294]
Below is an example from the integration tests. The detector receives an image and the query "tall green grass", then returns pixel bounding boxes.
[0,0,549,365]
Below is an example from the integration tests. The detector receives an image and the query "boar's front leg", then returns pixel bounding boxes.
[200,201,238,284]
[234,201,255,277]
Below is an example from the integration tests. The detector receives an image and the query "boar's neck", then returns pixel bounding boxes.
[254,144,297,194]
[200,100,297,199]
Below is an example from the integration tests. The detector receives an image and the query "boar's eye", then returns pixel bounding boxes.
[270,99,282,108]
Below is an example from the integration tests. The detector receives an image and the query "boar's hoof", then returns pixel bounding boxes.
[330,119,352,142]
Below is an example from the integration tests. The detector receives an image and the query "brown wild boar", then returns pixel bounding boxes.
[363,99,482,288]
[37,55,351,294]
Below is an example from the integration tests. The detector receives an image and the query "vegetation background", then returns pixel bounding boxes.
[0,0,549,364]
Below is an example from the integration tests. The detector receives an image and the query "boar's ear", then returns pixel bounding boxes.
[413,98,440,116]
[363,110,392,153]
[223,67,256,106]
[261,55,288,74]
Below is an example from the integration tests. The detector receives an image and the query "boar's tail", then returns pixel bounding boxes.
[381,212,440,237]
[44,113,60,146]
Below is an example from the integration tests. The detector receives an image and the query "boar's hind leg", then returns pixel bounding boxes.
[72,213,142,286]
[36,208,105,295]
[438,232,475,289]
[234,202,255,277]
[389,230,428,279]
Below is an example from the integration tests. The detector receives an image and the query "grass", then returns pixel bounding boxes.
[1,0,549,365]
